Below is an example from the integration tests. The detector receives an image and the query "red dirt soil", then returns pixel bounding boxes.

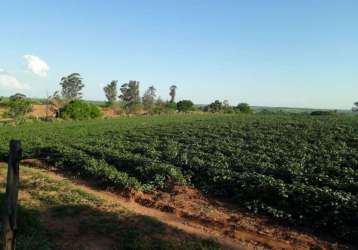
[29,104,119,118]
[22,159,353,250]
[30,105,56,118]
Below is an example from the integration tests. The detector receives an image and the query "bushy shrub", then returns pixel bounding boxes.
[125,102,144,115]
[205,100,222,112]
[7,98,33,119]
[177,100,194,112]
[60,100,102,120]
[150,102,177,115]
[236,103,252,113]
[223,107,235,114]
[166,102,177,111]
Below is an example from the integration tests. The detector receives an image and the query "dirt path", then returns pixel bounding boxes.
[20,160,351,250]
[36,169,245,249]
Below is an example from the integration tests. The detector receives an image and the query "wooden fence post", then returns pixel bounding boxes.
[2,140,22,250]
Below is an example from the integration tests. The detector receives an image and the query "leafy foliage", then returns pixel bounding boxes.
[118,80,142,114]
[7,98,33,119]
[119,80,140,105]
[142,85,157,110]
[60,100,102,120]
[103,80,118,104]
[151,99,176,115]
[236,103,252,113]
[0,114,357,243]
[205,100,223,112]
[177,100,194,112]
[60,73,84,100]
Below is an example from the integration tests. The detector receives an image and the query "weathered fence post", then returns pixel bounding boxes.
[2,140,22,250]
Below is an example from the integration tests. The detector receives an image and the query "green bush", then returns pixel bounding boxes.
[205,100,223,112]
[236,103,252,113]
[60,100,102,120]
[7,98,33,119]
[166,102,177,110]
[125,102,143,114]
[177,100,194,112]
[151,102,176,115]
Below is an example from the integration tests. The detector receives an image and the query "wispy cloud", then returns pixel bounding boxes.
[24,54,49,77]
[0,71,30,91]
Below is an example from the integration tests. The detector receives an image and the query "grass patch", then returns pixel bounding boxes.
[0,165,221,249]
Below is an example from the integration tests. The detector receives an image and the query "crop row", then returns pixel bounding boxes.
[0,114,357,242]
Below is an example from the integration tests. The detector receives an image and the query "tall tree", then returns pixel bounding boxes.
[169,85,177,103]
[60,73,84,100]
[118,80,140,105]
[142,85,157,110]
[103,80,118,104]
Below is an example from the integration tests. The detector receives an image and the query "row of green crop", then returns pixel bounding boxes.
[0,114,357,243]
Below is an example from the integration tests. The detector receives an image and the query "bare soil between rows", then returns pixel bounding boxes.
[21,159,353,250]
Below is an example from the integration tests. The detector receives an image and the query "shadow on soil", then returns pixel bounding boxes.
[0,192,221,250]
[15,146,357,249]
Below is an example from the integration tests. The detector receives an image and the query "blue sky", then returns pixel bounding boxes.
[0,0,357,109]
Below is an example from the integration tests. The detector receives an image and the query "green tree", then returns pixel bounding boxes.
[151,97,165,114]
[60,100,102,120]
[8,98,33,119]
[206,100,223,112]
[236,103,252,113]
[142,85,156,110]
[119,80,140,106]
[169,85,177,103]
[177,100,194,112]
[103,80,118,104]
[60,73,84,100]
[165,101,177,111]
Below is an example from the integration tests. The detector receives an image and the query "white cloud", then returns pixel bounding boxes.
[0,72,30,91]
[24,54,49,77]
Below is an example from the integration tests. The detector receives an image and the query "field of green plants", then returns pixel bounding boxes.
[0,114,357,243]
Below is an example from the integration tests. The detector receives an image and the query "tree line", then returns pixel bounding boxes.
[102,79,183,113]
[55,73,257,114]
[1,72,357,121]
